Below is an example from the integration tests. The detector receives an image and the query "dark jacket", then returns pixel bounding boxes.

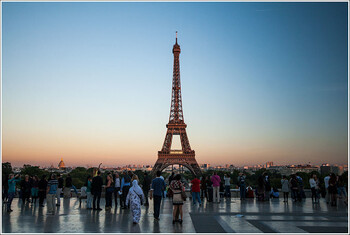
[142,175,151,191]
[65,176,72,187]
[38,179,48,191]
[92,175,103,193]
[58,177,64,188]
[21,180,32,193]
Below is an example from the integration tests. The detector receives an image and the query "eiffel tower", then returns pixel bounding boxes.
[152,32,201,177]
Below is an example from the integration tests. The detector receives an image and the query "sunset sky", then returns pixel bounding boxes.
[2,2,348,167]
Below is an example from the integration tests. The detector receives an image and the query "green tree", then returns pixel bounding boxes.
[20,164,47,178]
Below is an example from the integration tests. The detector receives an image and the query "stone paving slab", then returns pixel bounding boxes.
[2,197,348,233]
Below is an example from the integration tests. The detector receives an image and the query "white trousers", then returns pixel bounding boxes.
[213,186,220,203]
[56,188,62,205]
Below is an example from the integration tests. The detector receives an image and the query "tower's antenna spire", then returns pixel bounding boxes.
[176,31,178,43]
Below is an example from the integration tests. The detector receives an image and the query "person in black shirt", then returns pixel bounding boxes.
[38,175,48,207]
[92,171,103,210]
[56,174,64,206]
[142,172,151,206]
[21,175,32,204]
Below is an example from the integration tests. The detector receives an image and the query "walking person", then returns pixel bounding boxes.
[142,172,151,206]
[126,179,145,224]
[38,175,48,207]
[56,174,64,206]
[86,176,93,209]
[120,171,131,209]
[191,176,201,206]
[224,174,231,198]
[150,170,166,221]
[113,173,121,208]
[31,175,39,205]
[46,174,58,215]
[7,174,21,212]
[309,174,320,203]
[64,174,73,198]
[328,173,337,207]
[170,174,185,224]
[21,175,32,205]
[324,174,331,204]
[281,175,289,203]
[92,171,103,210]
[238,173,246,200]
[105,174,114,211]
[211,172,221,203]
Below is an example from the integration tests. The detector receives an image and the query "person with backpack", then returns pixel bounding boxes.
[126,179,145,224]
[296,173,305,200]
[38,175,48,207]
[120,171,131,209]
[290,174,299,202]
[142,172,151,206]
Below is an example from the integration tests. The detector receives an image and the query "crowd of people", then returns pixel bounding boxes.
[2,170,348,225]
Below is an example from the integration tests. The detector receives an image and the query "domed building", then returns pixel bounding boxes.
[58,157,66,169]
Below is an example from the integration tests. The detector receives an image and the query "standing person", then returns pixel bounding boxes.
[56,174,64,206]
[337,175,348,205]
[65,174,73,198]
[120,171,131,209]
[211,172,221,203]
[296,174,305,200]
[200,176,208,200]
[170,174,185,224]
[224,174,231,198]
[31,176,39,205]
[191,176,201,206]
[38,175,48,207]
[281,175,289,203]
[126,179,145,224]
[328,173,337,207]
[142,172,151,206]
[46,174,58,215]
[263,173,271,201]
[257,175,265,201]
[290,174,299,202]
[113,173,121,208]
[309,174,320,203]
[3,174,9,204]
[150,171,166,221]
[7,174,21,212]
[324,174,331,204]
[237,173,246,200]
[20,175,32,205]
[86,176,93,209]
[206,176,213,202]
[105,174,114,210]
[91,171,103,210]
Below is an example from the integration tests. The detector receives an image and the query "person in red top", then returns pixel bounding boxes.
[191,177,201,206]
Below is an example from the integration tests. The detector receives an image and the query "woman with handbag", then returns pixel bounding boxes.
[170,174,185,224]
[126,179,145,224]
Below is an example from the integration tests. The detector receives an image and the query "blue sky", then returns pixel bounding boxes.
[2,2,348,167]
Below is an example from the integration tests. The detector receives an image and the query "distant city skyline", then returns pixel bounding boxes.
[2,2,348,167]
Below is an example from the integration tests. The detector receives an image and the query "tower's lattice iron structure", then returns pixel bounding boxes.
[152,33,201,177]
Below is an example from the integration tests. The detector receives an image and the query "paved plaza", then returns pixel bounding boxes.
[2,197,348,233]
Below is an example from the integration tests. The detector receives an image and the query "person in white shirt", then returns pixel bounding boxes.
[324,174,330,204]
[309,174,319,203]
